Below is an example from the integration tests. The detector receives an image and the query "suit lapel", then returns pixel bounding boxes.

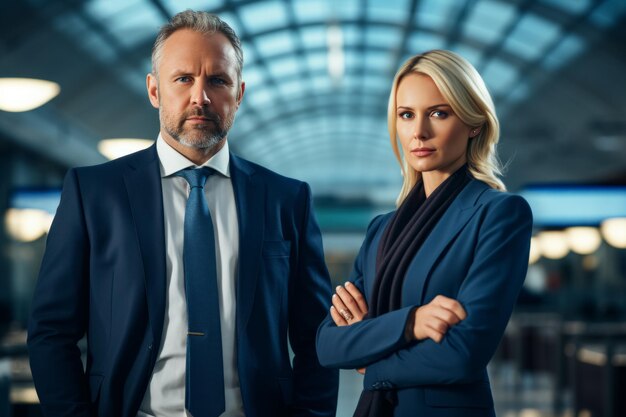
[123,145,167,346]
[402,180,489,305]
[230,154,265,332]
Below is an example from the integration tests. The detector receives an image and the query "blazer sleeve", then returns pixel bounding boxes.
[288,182,339,417]
[363,194,533,389]
[27,169,94,417]
[316,215,416,369]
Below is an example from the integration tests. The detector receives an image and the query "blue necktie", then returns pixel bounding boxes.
[176,167,225,417]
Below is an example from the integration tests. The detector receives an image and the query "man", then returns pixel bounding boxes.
[27,10,338,417]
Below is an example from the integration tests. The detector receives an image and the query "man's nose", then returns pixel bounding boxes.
[191,81,211,106]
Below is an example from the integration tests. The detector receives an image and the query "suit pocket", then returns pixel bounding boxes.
[424,381,493,408]
[262,240,291,258]
[89,374,104,404]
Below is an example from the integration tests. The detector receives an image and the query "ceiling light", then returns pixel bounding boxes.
[0,78,60,112]
[565,227,602,255]
[537,230,569,259]
[327,24,344,83]
[98,138,154,160]
[601,217,626,248]
[5,208,53,242]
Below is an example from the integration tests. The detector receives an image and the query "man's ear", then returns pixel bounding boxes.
[147,73,160,109]
[236,81,245,107]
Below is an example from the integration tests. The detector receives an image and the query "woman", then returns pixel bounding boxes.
[316,50,532,417]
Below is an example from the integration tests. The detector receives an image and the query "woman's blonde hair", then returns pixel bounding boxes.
[388,50,505,205]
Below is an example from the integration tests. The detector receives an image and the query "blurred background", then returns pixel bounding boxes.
[1,0,626,416]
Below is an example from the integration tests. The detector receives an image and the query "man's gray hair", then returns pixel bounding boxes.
[151,10,244,81]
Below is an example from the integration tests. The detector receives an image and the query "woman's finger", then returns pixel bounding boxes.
[332,293,354,322]
[434,296,467,321]
[335,286,364,318]
[432,306,461,326]
[330,305,348,326]
[344,281,368,315]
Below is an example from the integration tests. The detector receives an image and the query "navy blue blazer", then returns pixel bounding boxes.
[27,145,338,417]
[317,179,532,417]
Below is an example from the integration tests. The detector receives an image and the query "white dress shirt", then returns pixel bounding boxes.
[138,135,244,417]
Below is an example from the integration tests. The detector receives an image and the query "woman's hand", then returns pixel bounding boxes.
[330,282,368,375]
[405,295,467,343]
[330,282,368,327]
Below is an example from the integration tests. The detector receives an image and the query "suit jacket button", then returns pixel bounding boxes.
[148,344,153,350]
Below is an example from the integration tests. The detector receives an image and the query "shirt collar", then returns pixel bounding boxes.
[156,133,231,178]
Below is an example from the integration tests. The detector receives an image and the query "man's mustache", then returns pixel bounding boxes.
[186,109,221,123]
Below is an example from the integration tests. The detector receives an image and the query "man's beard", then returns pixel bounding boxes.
[161,108,234,149]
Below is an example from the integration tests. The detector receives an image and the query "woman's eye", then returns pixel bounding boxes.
[399,112,413,119]
[431,110,448,119]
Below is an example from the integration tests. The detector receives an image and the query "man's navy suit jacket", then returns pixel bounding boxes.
[27,145,339,417]
[317,180,533,417]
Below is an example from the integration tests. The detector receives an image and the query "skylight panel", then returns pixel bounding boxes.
[589,0,626,28]
[106,3,164,47]
[306,51,327,72]
[246,88,275,107]
[451,44,482,68]
[332,0,360,20]
[218,12,242,38]
[503,13,561,61]
[408,32,445,54]
[541,0,592,14]
[254,30,297,57]
[267,56,302,78]
[161,0,225,14]
[342,24,361,47]
[365,50,392,73]
[363,74,390,94]
[312,75,332,93]
[293,0,331,24]
[415,0,463,31]
[241,41,256,65]
[543,34,585,70]
[278,78,305,98]
[367,0,410,24]
[52,12,117,63]
[365,26,402,49]
[242,67,265,88]
[239,1,288,34]
[300,26,326,49]
[462,0,517,45]
[480,58,518,95]
[84,0,129,20]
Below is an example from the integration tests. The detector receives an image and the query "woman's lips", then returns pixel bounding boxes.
[411,148,435,157]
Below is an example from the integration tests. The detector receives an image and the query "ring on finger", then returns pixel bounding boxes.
[339,309,354,321]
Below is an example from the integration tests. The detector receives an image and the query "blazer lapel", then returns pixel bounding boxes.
[364,220,387,301]
[230,154,265,332]
[123,145,167,346]
[402,180,489,306]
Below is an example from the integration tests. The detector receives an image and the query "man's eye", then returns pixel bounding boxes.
[210,77,226,86]
[176,76,191,83]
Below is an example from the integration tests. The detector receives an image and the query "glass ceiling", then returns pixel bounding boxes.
[48,0,626,196]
